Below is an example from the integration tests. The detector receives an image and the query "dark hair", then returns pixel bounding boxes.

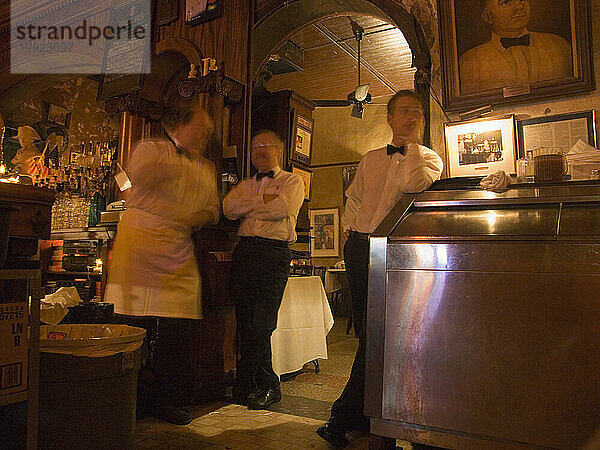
[386,90,425,115]
[161,95,199,134]
[253,129,284,148]
[480,0,490,12]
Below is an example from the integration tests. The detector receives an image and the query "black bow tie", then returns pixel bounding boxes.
[387,144,407,156]
[500,34,530,49]
[256,170,274,180]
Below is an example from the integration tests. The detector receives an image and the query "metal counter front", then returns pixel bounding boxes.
[365,184,600,449]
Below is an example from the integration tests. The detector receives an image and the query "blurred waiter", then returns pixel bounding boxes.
[317,90,443,448]
[106,95,219,425]
[223,130,304,410]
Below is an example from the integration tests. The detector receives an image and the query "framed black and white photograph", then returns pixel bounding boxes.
[445,116,516,177]
[291,114,313,166]
[186,0,222,26]
[437,0,594,111]
[310,208,339,258]
[291,164,312,201]
[43,102,71,128]
[516,110,597,158]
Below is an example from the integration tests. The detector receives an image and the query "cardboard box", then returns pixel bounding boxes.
[0,302,28,396]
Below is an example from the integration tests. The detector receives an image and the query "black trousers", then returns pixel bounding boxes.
[330,233,370,428]
[232,238,291,393]
[113,314,195,409]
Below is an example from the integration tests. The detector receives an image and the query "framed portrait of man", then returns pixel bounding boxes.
[438,0,594,111]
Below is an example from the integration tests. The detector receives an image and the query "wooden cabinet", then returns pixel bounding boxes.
[0,184,54,267]
[251,90,315,172]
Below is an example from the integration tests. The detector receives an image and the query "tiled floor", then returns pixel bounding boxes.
[135,318,412,448]
[135,402,372,449]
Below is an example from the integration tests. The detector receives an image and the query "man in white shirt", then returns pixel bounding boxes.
[317,90,443,447]
[108,95,219,426]
[223,130,305,410]
[460,0,572,93]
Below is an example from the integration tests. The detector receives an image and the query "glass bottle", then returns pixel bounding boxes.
[525,150,535,182]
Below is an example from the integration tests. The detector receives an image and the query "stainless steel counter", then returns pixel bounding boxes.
[366,183,600,449]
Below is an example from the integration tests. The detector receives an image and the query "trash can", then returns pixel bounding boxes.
[38,324,146,450]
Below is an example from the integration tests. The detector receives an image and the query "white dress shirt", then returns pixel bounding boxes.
[106,139,220,319]
[223,166,305,242]
[459,30,572,94]
[342,144,443,234]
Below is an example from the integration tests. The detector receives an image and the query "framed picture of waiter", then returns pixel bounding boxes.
[438,0,594,111]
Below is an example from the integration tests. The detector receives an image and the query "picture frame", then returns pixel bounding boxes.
[186,0,222,26]
[291,163,313,201]
[97,0,150,98]
[437,0,594,111]
[445,115,517,177]
[310,208,339,258]
[516,110,597,158]
[43,102,71,128]
[291,113,313,166]
[156,0,179,26]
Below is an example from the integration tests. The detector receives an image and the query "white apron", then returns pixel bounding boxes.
[104,139,219,319]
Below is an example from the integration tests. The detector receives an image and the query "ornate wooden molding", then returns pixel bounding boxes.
[177,66,244,106]
[103,93,162,121]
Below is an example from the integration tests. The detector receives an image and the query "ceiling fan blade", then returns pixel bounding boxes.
[351,102,364,119]
[312,99,352,107]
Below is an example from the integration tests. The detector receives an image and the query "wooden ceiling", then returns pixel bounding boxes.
[265,15,415,104]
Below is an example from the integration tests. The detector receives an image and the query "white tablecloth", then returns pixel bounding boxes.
[271,276,334,375]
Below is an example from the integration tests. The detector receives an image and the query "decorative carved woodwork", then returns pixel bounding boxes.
[178,66,244,106]
[103,93,162,121]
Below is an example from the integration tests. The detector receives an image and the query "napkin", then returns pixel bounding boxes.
[480,170,513,190]
[39,286,82,324]
[566,139,600,163]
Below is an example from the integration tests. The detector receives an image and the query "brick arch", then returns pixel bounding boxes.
[252,0,432,144]
[252,0,430,81]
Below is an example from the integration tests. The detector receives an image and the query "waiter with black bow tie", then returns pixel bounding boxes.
[223,130,305,410]
[317,90,443,448]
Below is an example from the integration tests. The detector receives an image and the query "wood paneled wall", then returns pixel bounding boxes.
[155,0,250,85]
[154,0,251,176]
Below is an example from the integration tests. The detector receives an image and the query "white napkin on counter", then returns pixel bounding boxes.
[566,139,600,163]
[480,170,513,190]
[39,286,81,324]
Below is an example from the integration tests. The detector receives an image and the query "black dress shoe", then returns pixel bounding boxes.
[247,388,281,410]
[155,405,192,425]
[316,421,349,448]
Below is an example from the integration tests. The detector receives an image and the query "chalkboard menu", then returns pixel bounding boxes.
[98,0,151,99]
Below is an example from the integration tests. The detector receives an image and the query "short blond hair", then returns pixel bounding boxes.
[386,90,425,116]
